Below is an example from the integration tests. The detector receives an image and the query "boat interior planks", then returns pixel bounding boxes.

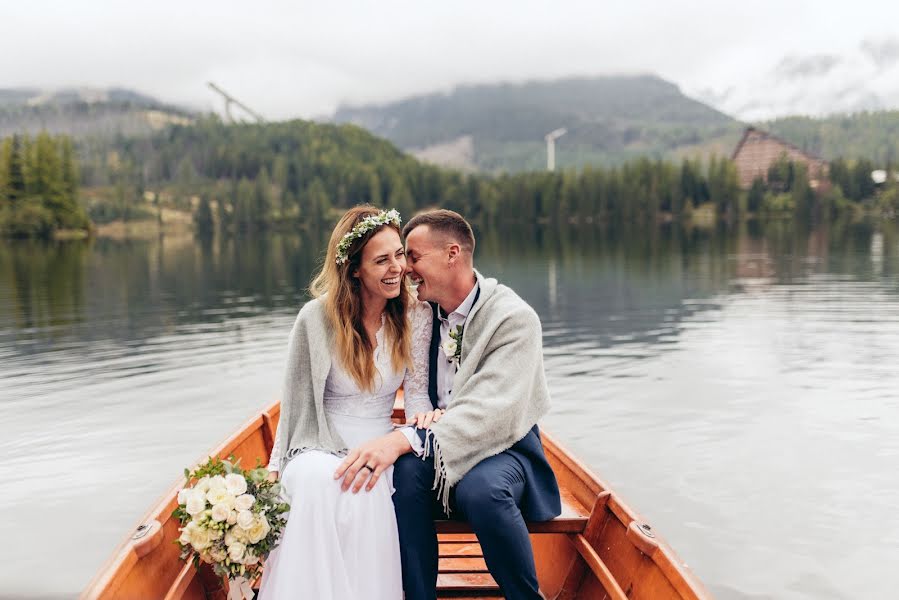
[82,398,711,600]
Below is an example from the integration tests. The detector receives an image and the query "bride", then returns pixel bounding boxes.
[258,206,437,600]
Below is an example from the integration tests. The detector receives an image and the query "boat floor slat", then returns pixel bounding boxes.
[437,594,504,599]
[440,557,489,573]
[437,572,500,592]
[439,542,485,557]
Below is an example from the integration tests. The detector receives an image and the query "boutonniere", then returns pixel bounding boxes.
[441,325,463,365]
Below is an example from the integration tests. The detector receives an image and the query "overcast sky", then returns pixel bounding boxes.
[3,0,899,120]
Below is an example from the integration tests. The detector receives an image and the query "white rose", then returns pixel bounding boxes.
[178,525,193,546]
[208,475,227,492]
[441,339,457,357]
[195,477,211,494]
[225,473,248,496]
[177,487,192,505]
[190,526,214,552]
[206,487,234,507]
[227,541,246,563]
[209,545,227,563]
[236,510,255,530]
[234,494,255,511]
[185,494,207,516]
[211,503,231,522]
[245,514,271,544]
[227,510,238,525]
[232,526,250,543]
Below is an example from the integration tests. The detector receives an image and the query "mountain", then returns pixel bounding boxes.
[332,75,745,172]
[0,87,194,139]
[693,37,899,121]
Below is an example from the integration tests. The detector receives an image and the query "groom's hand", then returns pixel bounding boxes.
[334,430,412,493]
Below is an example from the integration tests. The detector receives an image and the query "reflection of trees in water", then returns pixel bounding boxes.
[744,219,898,282]
[475,223,741,349]
[87,230,329,330]
[0,221,895,350]
[0,230,330,346]
[474,220,898,350]
[0,239,90,333]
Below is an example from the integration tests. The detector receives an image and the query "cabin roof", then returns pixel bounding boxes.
[731,126,826,164]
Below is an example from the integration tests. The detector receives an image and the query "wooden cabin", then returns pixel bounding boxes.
[731,127,828,189]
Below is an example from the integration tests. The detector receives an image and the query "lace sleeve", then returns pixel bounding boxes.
[267,415,283,472]
[403,301,434,420]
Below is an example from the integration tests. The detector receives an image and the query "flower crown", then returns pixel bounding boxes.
[335,209,402,265]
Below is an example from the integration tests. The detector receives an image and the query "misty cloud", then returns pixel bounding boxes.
[3,1,899,120]
[773,55,841,81]
[860,37,899,70]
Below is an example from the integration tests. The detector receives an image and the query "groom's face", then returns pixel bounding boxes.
[404,226,448,303]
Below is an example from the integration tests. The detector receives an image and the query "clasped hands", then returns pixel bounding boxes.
[332,408,445,493]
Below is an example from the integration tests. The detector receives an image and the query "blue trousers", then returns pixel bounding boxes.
[392,451,543,600]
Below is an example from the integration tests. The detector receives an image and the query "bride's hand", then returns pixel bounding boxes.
[409,409,446,429]
[334,431,409,494]
[266,471,279,483]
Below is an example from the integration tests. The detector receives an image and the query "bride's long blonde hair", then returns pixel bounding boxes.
[309,205,412,391]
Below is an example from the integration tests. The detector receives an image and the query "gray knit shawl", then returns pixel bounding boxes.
[425,272,551,512]
[276,298,348,474]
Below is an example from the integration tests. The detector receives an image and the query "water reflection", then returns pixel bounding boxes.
[1,219,898,599]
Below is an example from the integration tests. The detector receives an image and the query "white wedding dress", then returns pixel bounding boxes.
[257,301,433,600]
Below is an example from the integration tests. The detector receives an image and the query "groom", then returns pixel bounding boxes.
[394,209,561,599]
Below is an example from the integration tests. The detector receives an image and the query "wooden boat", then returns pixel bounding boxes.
[83,398,711,599]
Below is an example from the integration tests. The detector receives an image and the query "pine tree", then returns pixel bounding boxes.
[387,174,414,220]
[6,135,26,202]
[367,170,382,207]
[271,156,288,218]
[60,137,79,204]
[305,178,330,222]
[254,167,272,226]
[747,177,765,213]
[0,138,9,204]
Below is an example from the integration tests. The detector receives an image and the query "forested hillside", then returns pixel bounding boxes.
[763,111,899,164]
[334,75,744,171]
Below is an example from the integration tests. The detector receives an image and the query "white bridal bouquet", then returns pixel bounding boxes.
[173,456,289,599]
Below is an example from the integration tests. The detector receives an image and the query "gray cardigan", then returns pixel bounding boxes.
[275,298,347,474]
[425,272,551,511]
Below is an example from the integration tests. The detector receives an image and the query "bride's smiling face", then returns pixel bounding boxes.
[353,228,407,304]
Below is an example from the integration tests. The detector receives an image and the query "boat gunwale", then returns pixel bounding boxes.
[540,430,712,599]
[81,410,272,599]
[82,399,712,600]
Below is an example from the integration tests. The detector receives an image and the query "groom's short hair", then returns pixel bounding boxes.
[403,209,475,256]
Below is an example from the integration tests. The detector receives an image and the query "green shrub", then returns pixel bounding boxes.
[0,198,56,238]
[761,193,794,215]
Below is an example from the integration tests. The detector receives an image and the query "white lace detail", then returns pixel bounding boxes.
[268,302,434,471]
[404,301,434,419]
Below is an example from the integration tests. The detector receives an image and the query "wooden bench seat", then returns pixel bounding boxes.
[434,487,590,534]
[434,489,590,597]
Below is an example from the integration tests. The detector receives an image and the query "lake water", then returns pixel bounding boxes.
[1,220,898,599]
